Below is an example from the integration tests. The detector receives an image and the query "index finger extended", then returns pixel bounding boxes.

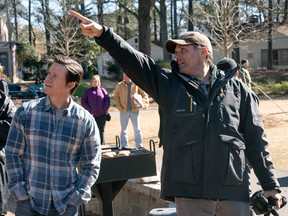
[69,10,91,23]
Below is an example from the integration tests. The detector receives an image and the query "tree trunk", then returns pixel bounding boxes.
[267,0,273,70]
[153,8,157,41]
[28,0,32,45]
[281,0,288,24]
[97,0,104,25]
[276,0,280,23]
[170,0,173,38]
[44,0,51,54]
[232,0,240,63]
[40,0,51,54]
[138,0,154,56]
[5,0,15,82]
[173,0,177,38]
[188,0,194,31]
[12,0,18,41]
[159,0,170,61]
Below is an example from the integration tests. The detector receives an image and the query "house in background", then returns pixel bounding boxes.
[199,24,288,71]
[0,14,17,81]
[97,35,164,77]
[239,25,288,71]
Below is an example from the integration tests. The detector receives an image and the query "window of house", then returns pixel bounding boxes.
[278,49,288,65]
[247,52,253,58]
[261,49,288,67]
[272,50,278,65]
[261,50,268,67]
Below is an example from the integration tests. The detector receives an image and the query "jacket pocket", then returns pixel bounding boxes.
[219,134,246,185]
[171,140,200,184]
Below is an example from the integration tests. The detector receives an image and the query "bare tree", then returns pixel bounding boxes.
[39,0,51,55]
[196,0,244,57]
[45,0,86,57]
[11,0,18,41]
[155,0,170,61]
[116,0,154,56]
[195,0,270,58]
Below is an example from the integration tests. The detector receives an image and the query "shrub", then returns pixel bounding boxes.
[253,81,288,95]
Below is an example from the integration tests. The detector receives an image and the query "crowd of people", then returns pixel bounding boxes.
[0,9,283,216]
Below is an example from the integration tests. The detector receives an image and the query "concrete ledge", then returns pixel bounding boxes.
[84,179,174,216]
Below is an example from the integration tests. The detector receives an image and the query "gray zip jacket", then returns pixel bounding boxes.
[95,27,280,202]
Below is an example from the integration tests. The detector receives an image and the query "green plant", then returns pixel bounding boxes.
[73,82,90,97]
[252,81,288,95]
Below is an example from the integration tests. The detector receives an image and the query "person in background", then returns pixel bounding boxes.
[81,74,110,145]
[239,59,252,88]
[0,65,9,96]
[114,73,149,149]
[0,90,16,216]
[70,10,282,216]
[33,77,45,98]
[5,55,101,216]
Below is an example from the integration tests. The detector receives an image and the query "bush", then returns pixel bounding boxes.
[253,81,288,95]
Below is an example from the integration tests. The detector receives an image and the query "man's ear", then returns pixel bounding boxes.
[201,47,209,60]
[67,82,76,91]
[201,47,208,55]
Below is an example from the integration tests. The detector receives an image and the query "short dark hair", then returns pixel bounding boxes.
[53,56,83,94]
[241,59,248,65]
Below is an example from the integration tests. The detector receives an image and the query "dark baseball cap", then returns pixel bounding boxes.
[165,31,213,55]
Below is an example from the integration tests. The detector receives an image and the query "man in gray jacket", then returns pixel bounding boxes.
[70,10,283,216]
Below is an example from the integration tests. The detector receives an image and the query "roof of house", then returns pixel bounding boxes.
[276,24,288,36]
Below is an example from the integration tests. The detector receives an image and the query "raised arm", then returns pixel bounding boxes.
[69,10,103,37]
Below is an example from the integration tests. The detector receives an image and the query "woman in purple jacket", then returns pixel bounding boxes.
[81,75,110,145]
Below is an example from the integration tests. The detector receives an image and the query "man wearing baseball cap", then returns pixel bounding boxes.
[71,10,283,216]
[165,31,213,55]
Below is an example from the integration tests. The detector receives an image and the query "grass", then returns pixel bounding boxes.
[251,70,288,95]
[74,82,90,97]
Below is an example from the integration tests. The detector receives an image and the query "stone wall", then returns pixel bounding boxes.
[83,180,174,216]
